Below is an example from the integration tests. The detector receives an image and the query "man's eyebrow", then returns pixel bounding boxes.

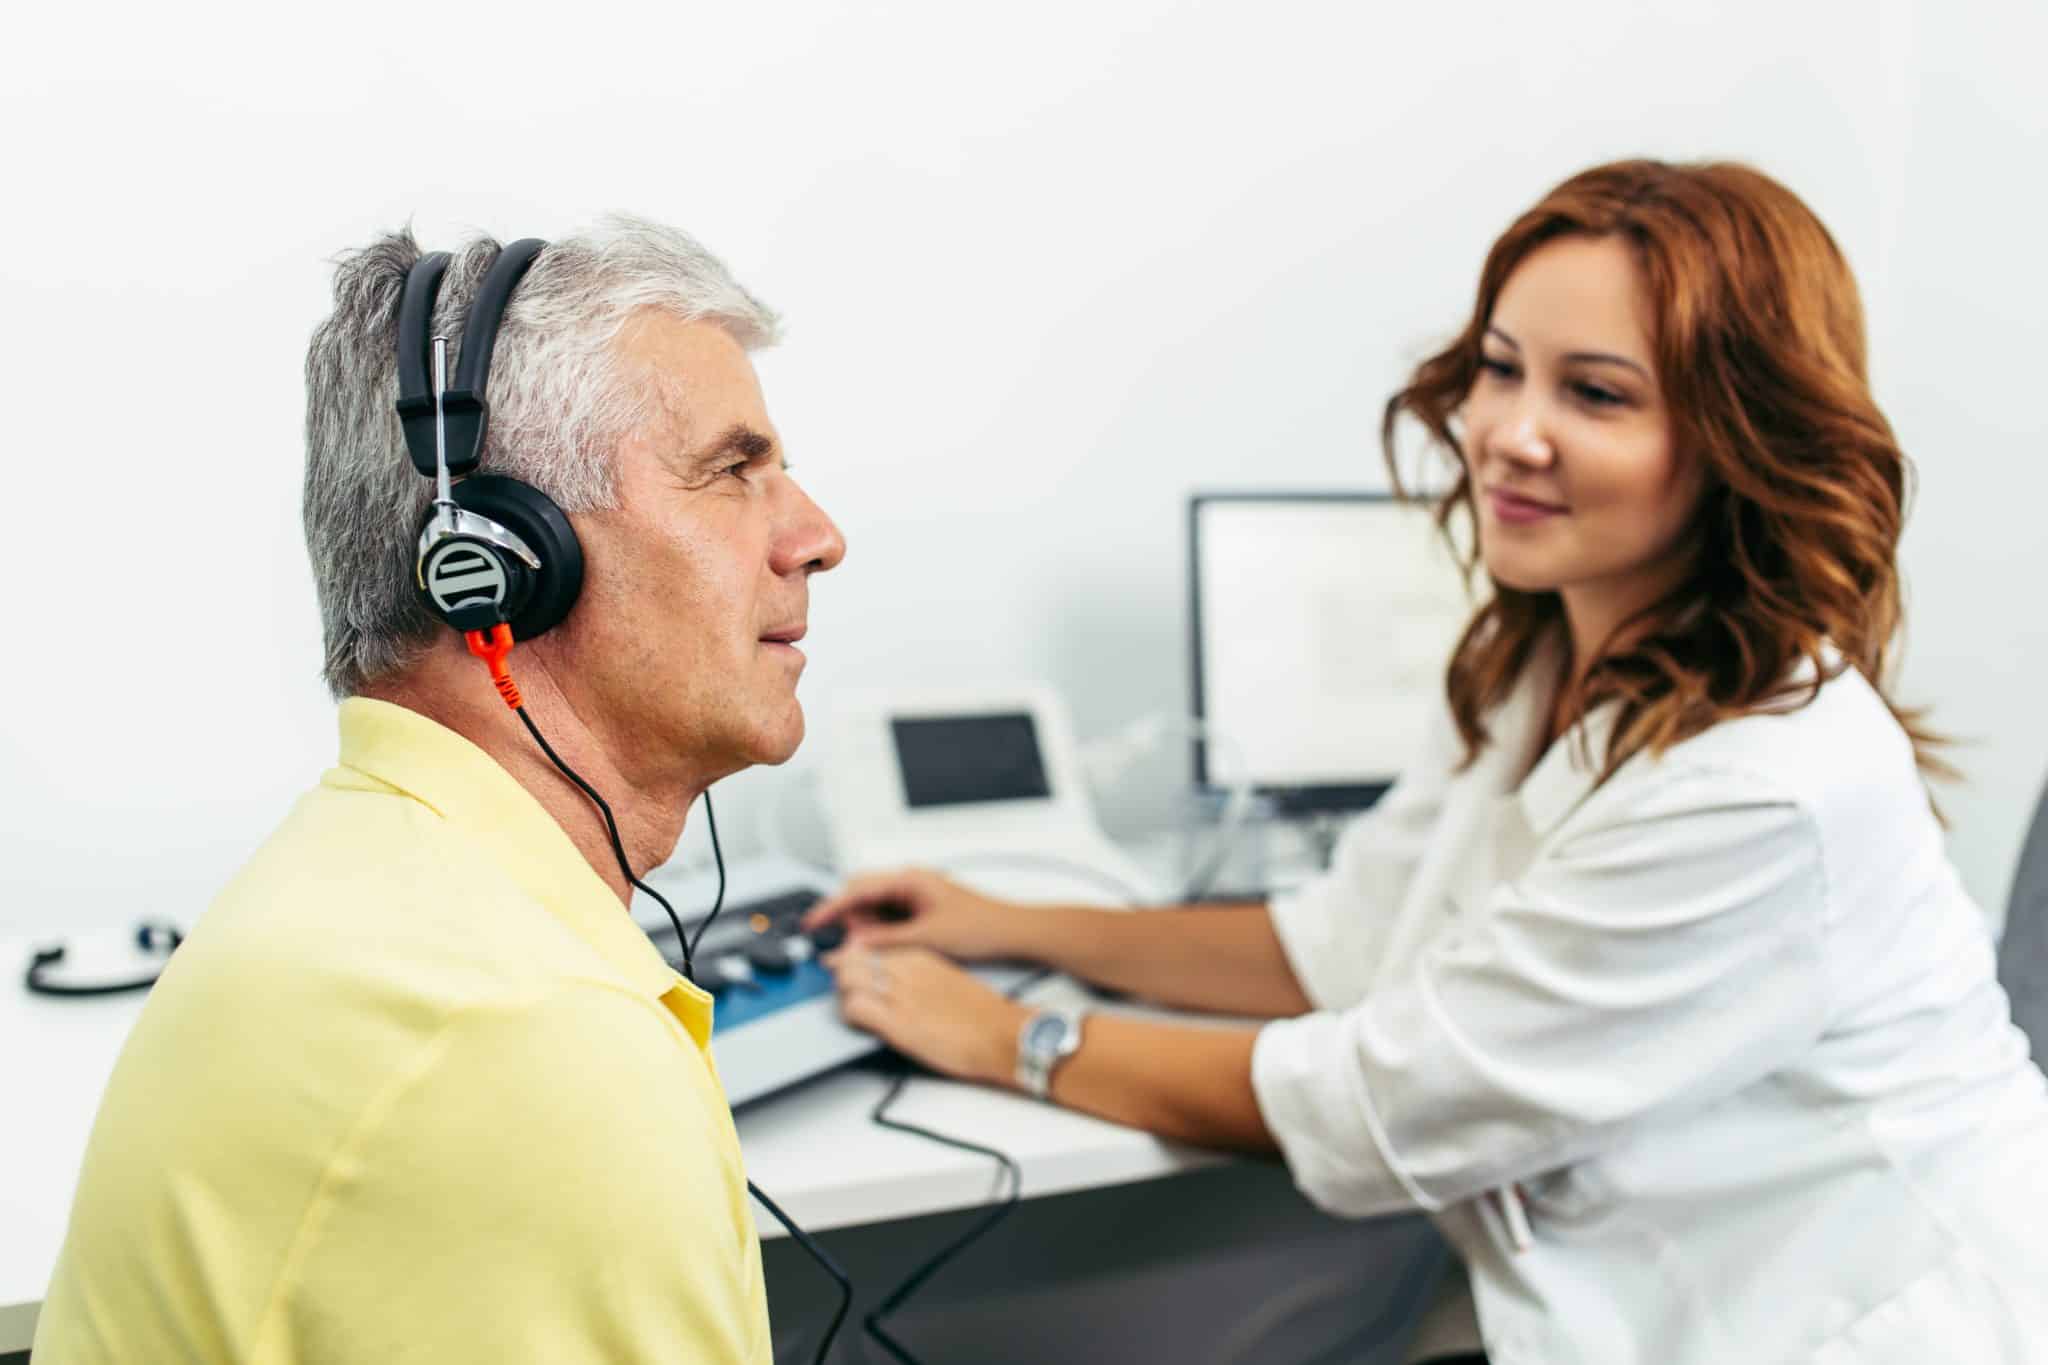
[693,423,778,467]
[1486,325,1648,378]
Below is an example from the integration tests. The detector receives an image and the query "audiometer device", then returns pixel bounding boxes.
[819,684,1161,904]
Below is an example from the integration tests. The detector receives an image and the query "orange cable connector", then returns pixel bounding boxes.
[463,623,523,710]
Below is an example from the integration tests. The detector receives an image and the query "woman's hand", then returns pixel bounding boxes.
[801,868,1023,962]
[823,943,1028,1087]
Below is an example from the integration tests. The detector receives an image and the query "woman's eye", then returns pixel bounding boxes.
[1478,355,1517,379]
[1573,382,1624,407]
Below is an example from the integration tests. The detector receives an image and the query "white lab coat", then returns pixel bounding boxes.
[1250,641,2048,1364]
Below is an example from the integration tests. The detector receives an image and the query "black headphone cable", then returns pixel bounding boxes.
[687,788,728,967]
[472,626,853,1365]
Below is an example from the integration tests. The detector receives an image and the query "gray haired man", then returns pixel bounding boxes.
[36,215,844,1363]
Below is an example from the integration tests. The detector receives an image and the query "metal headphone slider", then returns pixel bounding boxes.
[415,510,543,579]
[415,331,542,632]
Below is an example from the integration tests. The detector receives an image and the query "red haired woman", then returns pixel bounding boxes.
[811,160,2048,1363]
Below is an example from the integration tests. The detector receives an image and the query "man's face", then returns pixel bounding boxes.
[549,312,845,782]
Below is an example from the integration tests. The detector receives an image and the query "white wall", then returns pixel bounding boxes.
[2,0,2043,941]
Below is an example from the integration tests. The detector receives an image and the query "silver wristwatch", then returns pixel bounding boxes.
[1015,1006,1085,1098]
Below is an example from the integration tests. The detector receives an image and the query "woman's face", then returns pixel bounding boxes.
[1461,234,1705,637]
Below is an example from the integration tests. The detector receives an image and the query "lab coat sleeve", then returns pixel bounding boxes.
[1252,762,1829,1217]
[1266,701,1461,1010]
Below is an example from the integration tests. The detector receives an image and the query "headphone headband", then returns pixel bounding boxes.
[453,238,546,402]
[394,238,547,477]
[394,234,583,641]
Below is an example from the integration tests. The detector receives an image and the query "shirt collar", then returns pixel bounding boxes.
[1500,638,1840,838]
[329,698,713,1038]
[1515,702,1619,840]
[1470,631,1617,842]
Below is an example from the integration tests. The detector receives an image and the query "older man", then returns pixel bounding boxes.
[34,216,844,1363]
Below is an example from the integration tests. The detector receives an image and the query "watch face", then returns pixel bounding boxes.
[1024,1015,1068,1053]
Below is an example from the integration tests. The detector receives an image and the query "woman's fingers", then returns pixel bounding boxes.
[803,869,922,931]
[827,945,1020,1085]
[825,945,894,1034]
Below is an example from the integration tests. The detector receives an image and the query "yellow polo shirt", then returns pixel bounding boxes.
[34,699,771,1363]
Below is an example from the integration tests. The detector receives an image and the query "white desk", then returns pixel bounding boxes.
[735,971,1229,1239]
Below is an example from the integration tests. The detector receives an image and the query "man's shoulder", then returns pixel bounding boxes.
[201,776,588,991]
[175,767,696,1095]
[414,986,725,1117]
[319,984,744,1251]
[269,981,761,1363]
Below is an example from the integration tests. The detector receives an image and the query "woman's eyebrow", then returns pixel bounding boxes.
[1487,325,1648,378]
[1565,350,1650,378]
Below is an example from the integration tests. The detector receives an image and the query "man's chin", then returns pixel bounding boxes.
[743,708,807,769]
[755,736,804,768]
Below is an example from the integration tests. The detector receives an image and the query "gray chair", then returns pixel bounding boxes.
[2000,777,2048,1060]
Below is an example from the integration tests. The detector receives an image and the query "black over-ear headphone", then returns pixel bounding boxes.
[395,239,584,641]
[26,922,184,998]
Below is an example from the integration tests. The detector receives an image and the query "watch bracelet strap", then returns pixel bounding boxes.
[1016,1005,1084,1098]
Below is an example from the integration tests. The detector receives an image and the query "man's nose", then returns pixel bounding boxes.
[776,483,846,576]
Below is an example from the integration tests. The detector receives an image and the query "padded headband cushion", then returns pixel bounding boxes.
[395,239,547,478]
[395,251,455,477]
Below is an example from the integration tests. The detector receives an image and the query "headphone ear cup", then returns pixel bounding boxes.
[449,475,585,640]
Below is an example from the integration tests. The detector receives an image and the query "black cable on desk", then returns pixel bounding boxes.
[750,1178,855,1365]
[858,1061,1025,1365]
[835,854,1142,1364]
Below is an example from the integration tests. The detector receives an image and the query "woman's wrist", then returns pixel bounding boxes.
[977,996,1032,1089]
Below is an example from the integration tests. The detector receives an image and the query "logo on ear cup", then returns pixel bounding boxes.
[423,540,510,615]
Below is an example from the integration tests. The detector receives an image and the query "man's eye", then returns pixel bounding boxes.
[723,461,751,481]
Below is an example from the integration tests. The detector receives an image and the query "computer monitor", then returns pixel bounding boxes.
[1188,491,1475,814]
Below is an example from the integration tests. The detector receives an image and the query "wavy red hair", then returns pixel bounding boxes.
[1383,159,1947,791]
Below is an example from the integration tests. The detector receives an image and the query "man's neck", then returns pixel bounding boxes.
[361,642,701,906]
